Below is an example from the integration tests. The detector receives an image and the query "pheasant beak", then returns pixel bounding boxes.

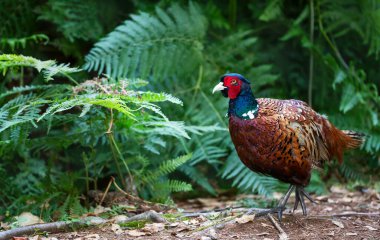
[212,82,226,94]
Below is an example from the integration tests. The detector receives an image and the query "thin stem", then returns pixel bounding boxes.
[200,90,227,128]
[109,133,135,193]
[107,134,126,189]
[61,72,79,85]
[106,109,114,133]
[308,0,315,106]
[316,0,360,82]
[99,177,113,206]
[20,66,24,87]
[229,0,237,30]
[83,153,90,208]
[191,65,203,104]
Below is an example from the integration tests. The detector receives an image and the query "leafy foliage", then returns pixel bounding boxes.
[0,54,196,218]
[0,54,80,81]
[37,0,104,42]
[1,0,379,221]
[84,2,206,79]
[1,34,48,52]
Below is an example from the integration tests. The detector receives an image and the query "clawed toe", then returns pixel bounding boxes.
[293,186,316,216]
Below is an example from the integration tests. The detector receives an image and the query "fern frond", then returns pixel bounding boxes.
[320,0,380,57]
[0,54,80,81]
[84,2,207,79]
[134,121,190,139]
[142,153,192,185]
[0,85,56,99]
[222,152,284,197]
[1,34,48,52]
[38,0,103,42]
[259,0,284,22]
[179,164,216,195]
[167,180,192,192]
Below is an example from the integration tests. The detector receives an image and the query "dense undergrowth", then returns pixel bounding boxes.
[0,0,379,221]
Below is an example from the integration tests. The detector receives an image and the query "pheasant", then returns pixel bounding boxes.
[212,73,364,220]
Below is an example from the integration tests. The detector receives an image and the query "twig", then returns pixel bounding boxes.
[307,212,380,219]
[186,212,245,238]
[112,177,170,211]
[181,207,284,218]
[268,213,288,240]
[99,177,113,206]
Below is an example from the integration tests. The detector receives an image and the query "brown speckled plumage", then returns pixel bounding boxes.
[214,73,365,219]
[229,98,363,186]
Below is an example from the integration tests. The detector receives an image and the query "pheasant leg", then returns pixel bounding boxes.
[245,185,316,221]
[276,185,295,221]
[293,186,316,215]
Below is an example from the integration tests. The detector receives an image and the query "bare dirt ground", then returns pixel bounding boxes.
[5,186,380,240]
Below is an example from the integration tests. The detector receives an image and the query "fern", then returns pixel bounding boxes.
[320,0,380,57]
[0,54,80,81]
[222,152,285,197]
[179,164,216,195]
[141,153,192,185]
[0,0,36,38]
[84,2,207,79]
[0,34,48,52]
[38,0,103,42]
[259,0,284,22]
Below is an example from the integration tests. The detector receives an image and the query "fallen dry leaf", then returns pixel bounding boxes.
[127,230,146,237]
[235,214,255,224]
[15,212,44,227]
[315,195,328,202]
[201,237,212,240]
[340,196,353,203]
[12,237,28,240]
[332,220,344,228]
[257,232,270,236]
[261,222,274,228]
[330,186,348,194]
[346,232,358,236]
[169,222,180,227]
[93,205,111,215]
[364,225,377,231]
[83,234,100,240]
[195,198,223,209]
[279,232,288,240]
[111,223,123,235]
[142,222,165,233]
[209,228,217,239]
[112,214,128,223]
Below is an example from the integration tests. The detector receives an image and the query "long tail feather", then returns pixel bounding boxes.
[342,130,365,149]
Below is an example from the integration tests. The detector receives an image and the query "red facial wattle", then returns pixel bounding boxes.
[223,76,241,99]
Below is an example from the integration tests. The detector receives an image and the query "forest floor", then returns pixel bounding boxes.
[2,186,379,240]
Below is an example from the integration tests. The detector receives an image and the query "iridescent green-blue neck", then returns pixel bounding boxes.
[228,85,259,120]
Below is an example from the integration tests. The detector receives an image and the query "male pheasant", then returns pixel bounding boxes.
[212,73,364,220]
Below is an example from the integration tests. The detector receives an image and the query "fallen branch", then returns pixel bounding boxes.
[307,212,380,219]
[268,214,288,240]
[117,210,167,224]
[0,211,166,240]
[181,207,278,218]
[0,217,107,240]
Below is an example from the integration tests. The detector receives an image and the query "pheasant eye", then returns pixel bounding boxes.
[231,79,238,85]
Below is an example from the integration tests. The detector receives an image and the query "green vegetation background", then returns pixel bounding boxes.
[0,0,379,221]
